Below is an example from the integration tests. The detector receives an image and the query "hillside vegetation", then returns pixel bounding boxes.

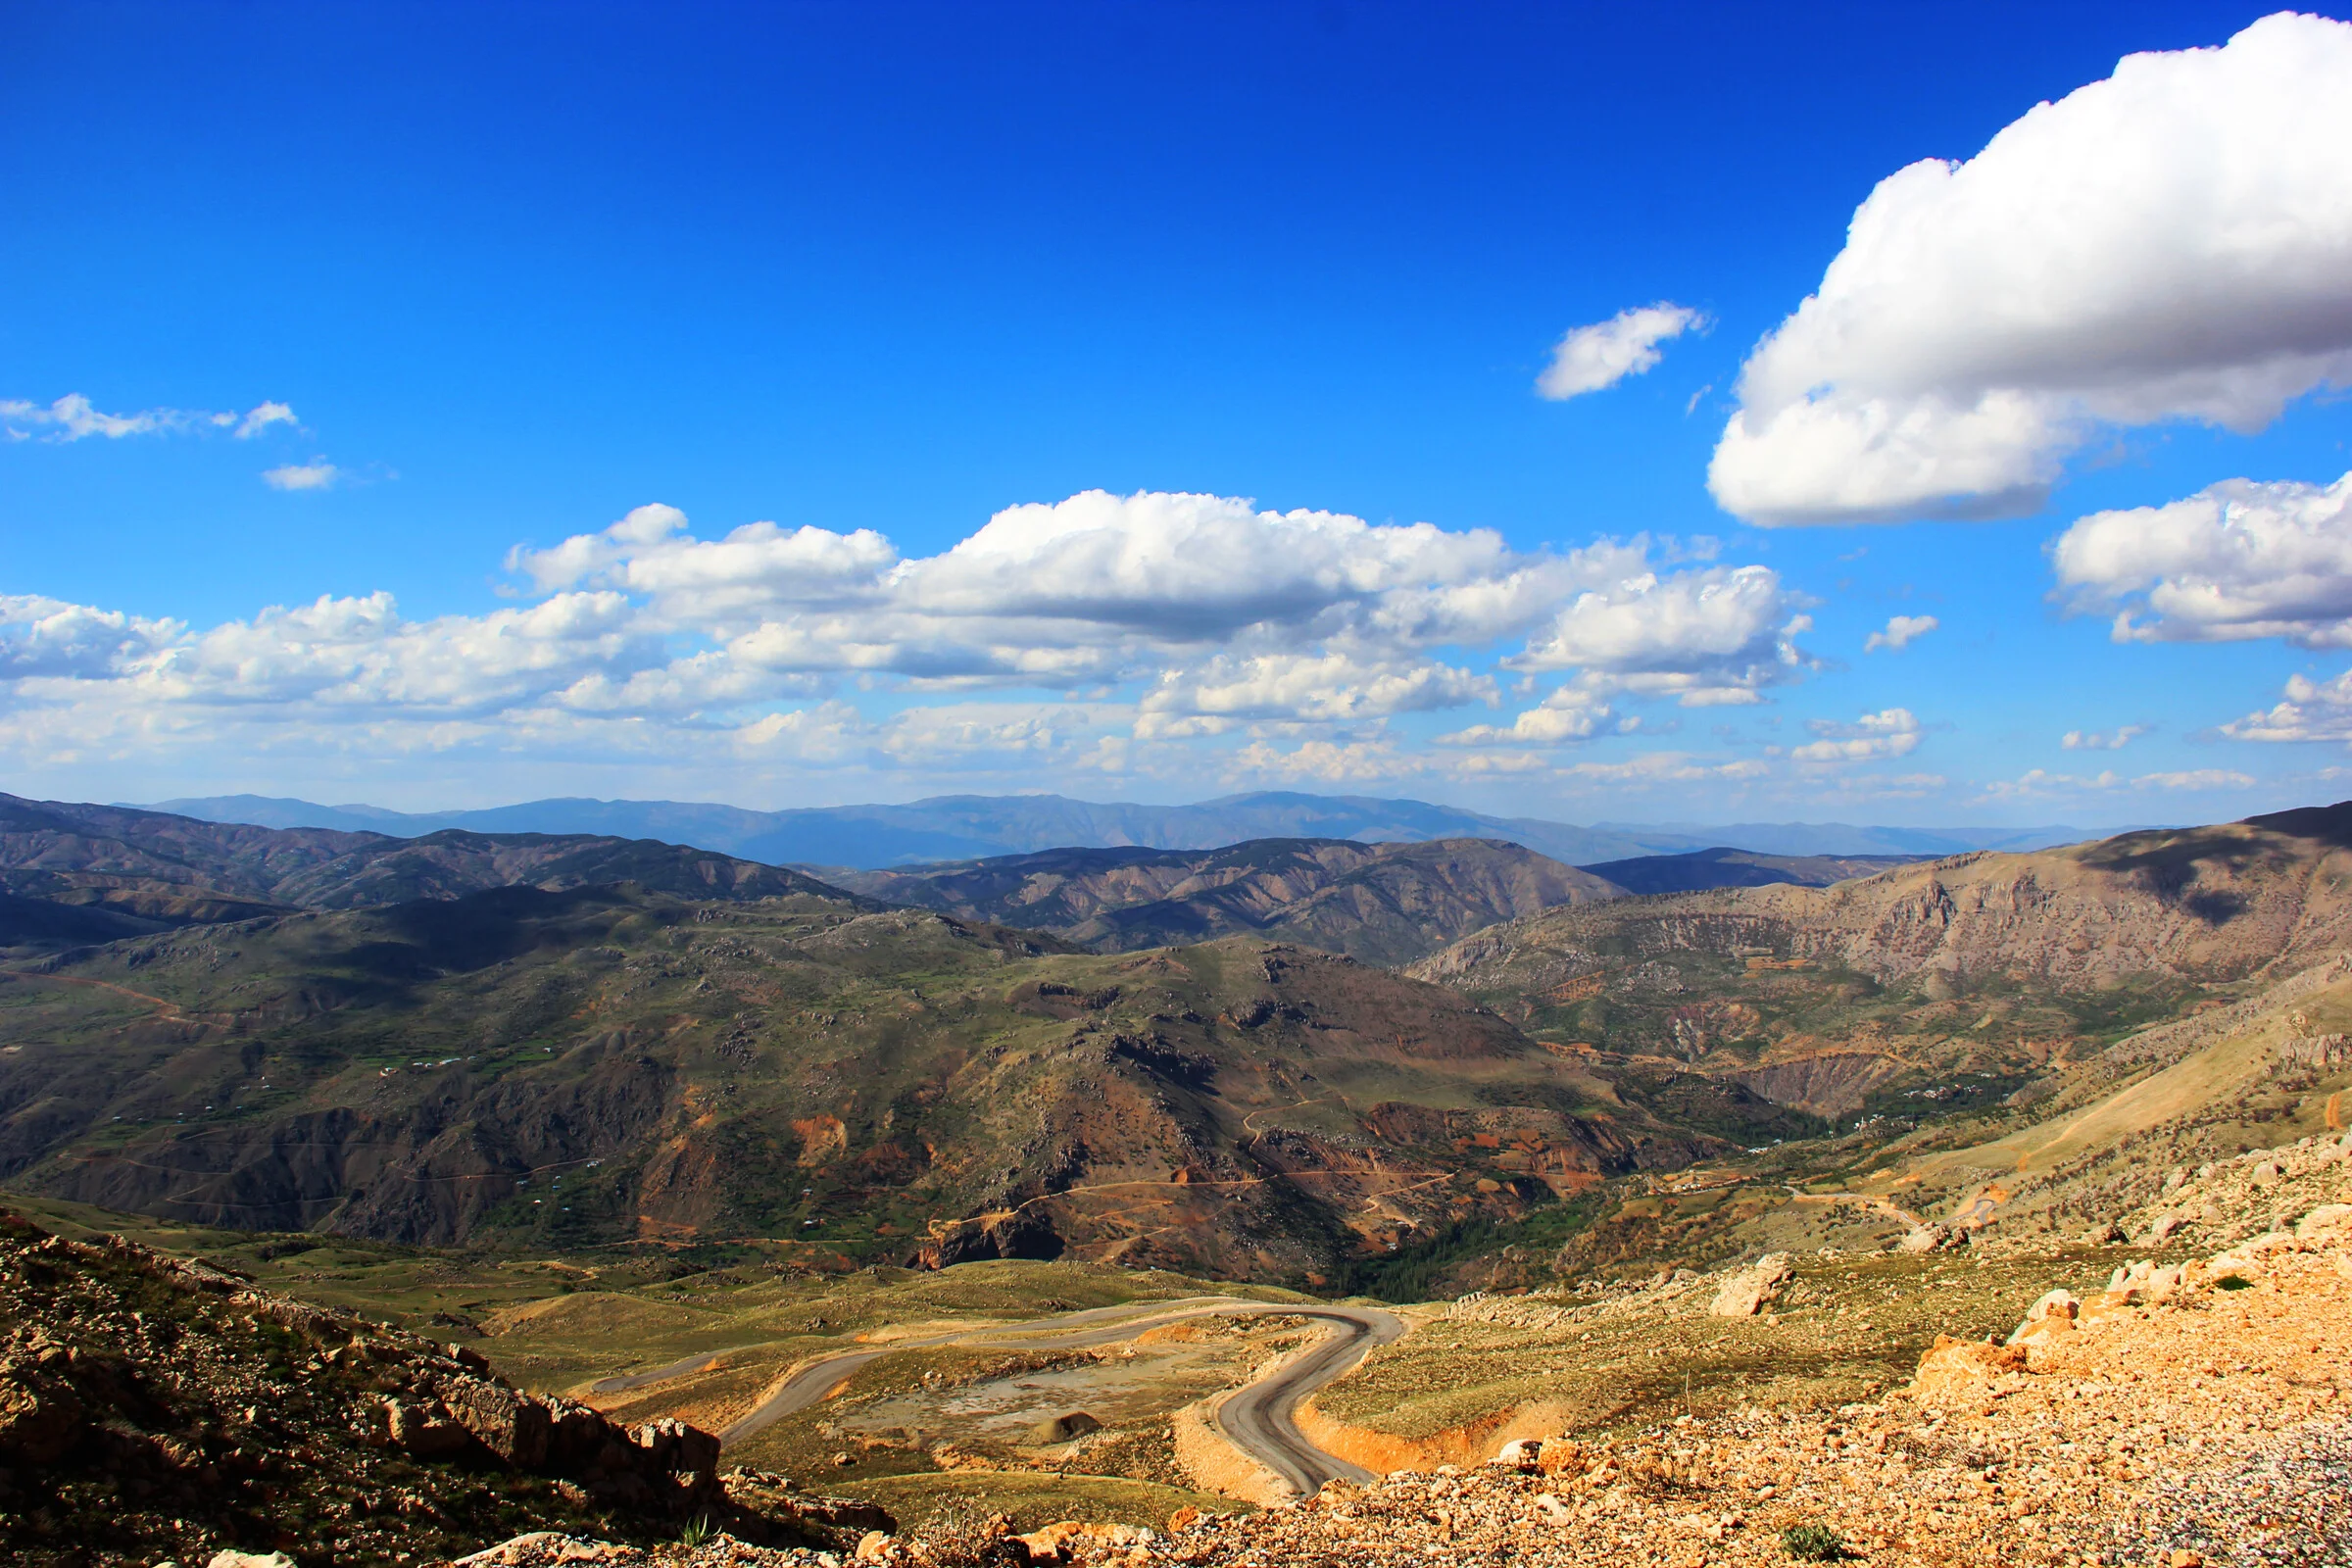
[0,882,1753,1279]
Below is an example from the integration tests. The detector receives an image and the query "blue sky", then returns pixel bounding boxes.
[6,1,2352,825]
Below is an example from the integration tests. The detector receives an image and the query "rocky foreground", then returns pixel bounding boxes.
[0,1212,884,1567]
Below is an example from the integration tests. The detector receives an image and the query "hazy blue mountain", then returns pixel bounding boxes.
[141,790,2093,869]
[1585,819,2096,857]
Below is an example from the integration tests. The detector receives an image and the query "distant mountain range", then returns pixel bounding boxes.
[137,790,2095,868]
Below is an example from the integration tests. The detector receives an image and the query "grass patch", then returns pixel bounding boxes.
[836,1470,1238,1534]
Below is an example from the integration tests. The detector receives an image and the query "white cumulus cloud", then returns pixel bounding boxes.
[1864,613,1938,653]
[2135,768,2256,790]
[2223,669,2352,744]
[1512,564,1810,705]
[1709,13,2352,524]
[1434,684,1617,747]
[1,491,1825,791]
[2052,470,2352,647]
[1536,303,1707,400]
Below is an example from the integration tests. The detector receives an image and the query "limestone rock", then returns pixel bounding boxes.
[1709,1253,1792,1316]
[2297,1202,2352,1240]
[1910,1334,2029,1403]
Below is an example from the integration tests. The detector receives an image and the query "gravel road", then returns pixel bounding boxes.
[603,1296,1403,1495]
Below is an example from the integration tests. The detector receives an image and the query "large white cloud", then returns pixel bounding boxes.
[1536,304,1706,400]
[511,493,1789,721]
[2052,470,2352,646]
[1709,13,2352,525]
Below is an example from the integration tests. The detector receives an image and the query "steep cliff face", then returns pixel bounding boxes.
[0,887,1713,1280]
[1416,805,2352,995]
[813,837,1624,965]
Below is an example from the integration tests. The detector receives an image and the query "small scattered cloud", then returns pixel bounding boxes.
[2062,724,2149,751]
[1511,564,1812,705]
[1,393,299,443]
[2133,768,2254,790]
[1977,763,2252,801]
[1864,613,1938,654]
[1435,684,1617,747]
[263,461,342,492]
[233,401,300,439]
[1708,14,2352,524]
[2223,669,2352,745]
[1536,303,1708,401]
[1788,707,1924,762]
[1977,767,2122,801]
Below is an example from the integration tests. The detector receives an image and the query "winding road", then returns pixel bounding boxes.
[599,1295,1403,1498]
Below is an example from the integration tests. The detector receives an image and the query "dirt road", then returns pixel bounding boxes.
[1211,1306,1400,1494]
[679,1296,1401,1497]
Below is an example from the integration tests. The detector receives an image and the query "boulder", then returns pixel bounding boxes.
[1025,1410,1102,1446]
[2297,1203,2352,1240]
[1910,1335,2029,1404]
[440,1377,551,1467]
[1898,1224,1962,1254]
[385,1397,472,1459]
[1709,1253,1792,1316]
[1017,1520,1155,1561]
[2007,1289,2079,1346]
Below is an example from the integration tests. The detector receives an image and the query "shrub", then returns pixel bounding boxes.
[1783,1522,1853,1561]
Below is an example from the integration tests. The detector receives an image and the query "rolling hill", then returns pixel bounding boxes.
[0,882,1787,1280]
[0,793,863,950]
[1575,846,1926,897]
[810,837,1624,965]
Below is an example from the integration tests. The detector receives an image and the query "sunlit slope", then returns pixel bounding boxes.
[1403,804,2352,1127]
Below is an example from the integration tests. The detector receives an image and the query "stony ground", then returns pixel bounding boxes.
[1127,1201,2352,1568]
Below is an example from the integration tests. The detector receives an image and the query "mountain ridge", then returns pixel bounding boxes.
[809,837,1625,965]
[137,790,2096,869]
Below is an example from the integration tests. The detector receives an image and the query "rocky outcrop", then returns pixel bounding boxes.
[1730,1053,1904,1118]
[0,1210,880,1568]
[1705,1252,1790,1317]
